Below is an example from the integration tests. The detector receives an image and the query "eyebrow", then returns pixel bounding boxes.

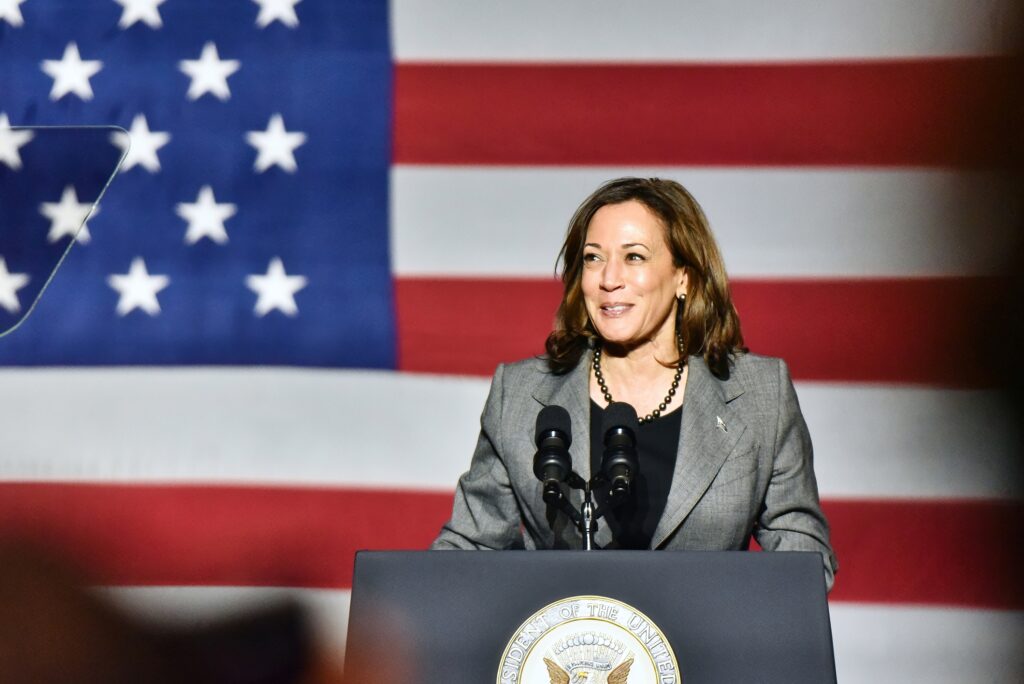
[584,242,651,250]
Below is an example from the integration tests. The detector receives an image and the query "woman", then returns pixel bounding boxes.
[432,178,837,590]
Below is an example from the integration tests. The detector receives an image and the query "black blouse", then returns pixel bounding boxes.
[589,400,683,549]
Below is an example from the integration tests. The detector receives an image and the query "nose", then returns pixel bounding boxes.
[600,258,624,291]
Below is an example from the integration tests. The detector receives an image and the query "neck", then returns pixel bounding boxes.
[599,336,681,375]
[596,336,683,398]
[592,340,688,421]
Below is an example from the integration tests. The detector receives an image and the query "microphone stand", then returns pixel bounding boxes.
[548,472,593,549]
[580,482,596,551]
[551,473,607,551]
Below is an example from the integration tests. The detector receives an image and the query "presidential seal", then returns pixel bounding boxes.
[497,595,681,684]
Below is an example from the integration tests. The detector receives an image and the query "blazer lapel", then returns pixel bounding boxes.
[651,357,747,549]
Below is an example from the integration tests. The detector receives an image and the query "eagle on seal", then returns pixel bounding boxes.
[543,656,633,684]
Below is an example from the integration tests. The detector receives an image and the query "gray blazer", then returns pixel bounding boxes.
[432,352,838,590]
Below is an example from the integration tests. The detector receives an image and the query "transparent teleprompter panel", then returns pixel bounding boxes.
[0,125,125,337]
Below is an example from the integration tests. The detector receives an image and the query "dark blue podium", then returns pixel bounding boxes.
[345,550,836,683]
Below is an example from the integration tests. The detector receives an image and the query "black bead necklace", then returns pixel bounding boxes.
[592,342,685,424]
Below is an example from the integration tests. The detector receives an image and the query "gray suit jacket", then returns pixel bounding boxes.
[432,352,838,590]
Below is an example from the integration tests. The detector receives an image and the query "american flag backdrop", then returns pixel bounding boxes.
[1,1,1023,681]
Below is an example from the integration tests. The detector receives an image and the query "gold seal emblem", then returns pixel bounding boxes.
[497,595,681,684]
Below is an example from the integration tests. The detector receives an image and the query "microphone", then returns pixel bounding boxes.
[533,405,573,505]
[601,402,639,499]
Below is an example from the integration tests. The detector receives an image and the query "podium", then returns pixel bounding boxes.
[345,550,836,683]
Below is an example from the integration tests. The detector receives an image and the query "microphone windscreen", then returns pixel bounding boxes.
[535,405,572,446]
[602,402,639,434]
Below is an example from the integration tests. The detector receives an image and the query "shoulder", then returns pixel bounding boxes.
[476,357,580,440]
[728,352,787,381]
[485,355,586,414]
[495,355,575,387]
[500,355,552,376]
[717,352,793,404]
[724,353,807,429]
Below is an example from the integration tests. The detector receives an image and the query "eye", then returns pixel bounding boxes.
[583,252,601,263]
[626,252,646,262]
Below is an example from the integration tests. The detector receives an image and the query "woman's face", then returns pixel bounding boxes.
[581,200,687,352]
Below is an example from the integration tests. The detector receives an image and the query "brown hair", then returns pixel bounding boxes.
[544,177,746,377]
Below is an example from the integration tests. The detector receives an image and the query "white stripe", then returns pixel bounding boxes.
[101,587,1024,684]
[799,381,1020,500]
[829,602,1024,684]
[391,167,1016,278]
[0,368,1017,500]
[391,0,1016,62]
[0,367,485,491]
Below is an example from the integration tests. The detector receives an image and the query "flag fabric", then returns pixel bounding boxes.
[1,1,1022,682]
[0,0,393,364]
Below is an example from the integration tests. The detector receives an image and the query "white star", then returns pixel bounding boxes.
[179,42,240,101]
[246,257,307,317]
[111,114,170,173]
[246,114,306,173]
[0,0,27,27]
[114,0,165,29]
[0,257,30,314]
[176,185,236,245]
[253,0,301,28]
[40,42,103,101]
[39,185,97,244]
[107,257,169,316]
[0,113,33,170]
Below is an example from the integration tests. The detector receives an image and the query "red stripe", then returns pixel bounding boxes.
[395,276,1000,386]
[824,498,1024,610]
[395,277,561,377]
[0,483,1020,609]
[0,483,452,590]
[394,59,1012,166]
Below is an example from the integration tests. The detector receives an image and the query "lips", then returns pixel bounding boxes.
[599,303,633,317]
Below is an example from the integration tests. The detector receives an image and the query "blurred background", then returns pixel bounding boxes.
[1,1,1022,682]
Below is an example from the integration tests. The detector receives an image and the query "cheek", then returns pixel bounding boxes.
[634,267,676,297]
[629,270,659,296]
[580,270,600,299]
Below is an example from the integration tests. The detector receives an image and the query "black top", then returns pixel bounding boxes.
[589,399,683,549]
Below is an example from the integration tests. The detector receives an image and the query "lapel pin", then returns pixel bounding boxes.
[716,416,727,432]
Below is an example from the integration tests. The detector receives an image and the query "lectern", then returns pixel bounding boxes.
[345,550,836,683]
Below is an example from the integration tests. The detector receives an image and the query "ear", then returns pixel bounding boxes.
[676,267,689,298]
